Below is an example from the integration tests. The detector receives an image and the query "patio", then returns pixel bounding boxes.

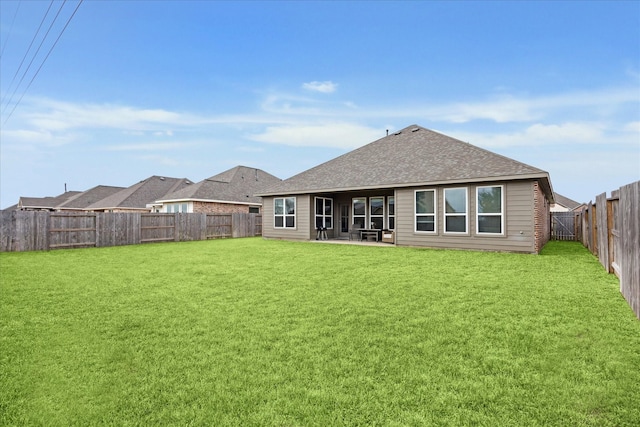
[310,237,394,247]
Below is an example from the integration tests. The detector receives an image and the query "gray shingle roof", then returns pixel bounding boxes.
[18,191,82,210]
[86,176,193,210]
[57,185,126,210]
[553,192,582,209]
[157,166,281,205]
[259,125,552,196]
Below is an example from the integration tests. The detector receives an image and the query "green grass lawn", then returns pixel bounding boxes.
[1,239,639,426]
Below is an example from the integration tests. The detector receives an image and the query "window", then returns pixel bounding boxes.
[444,188,467,233]
[387,196,395,230]
[370,196,384,229]
[352,198,367,228]
[274,197,296,228]
[249,206,260,214]
[477,185,504,234]
[315,197,333,229]
[166,202,189,213]
[415,190,436,232]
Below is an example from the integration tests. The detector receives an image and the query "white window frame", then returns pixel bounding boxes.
[387,196,395,230]
[274,197,296,229]
[352,197,367,229]
[314,197,333,229]
[369,196,385,229]
[444,187,468,234]
[414,189,437,233]
[165,202,190,213]
[476,185,504,235]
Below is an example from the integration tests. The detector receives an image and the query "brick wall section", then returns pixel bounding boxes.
[193,201,259,214]
[533,181,551,253]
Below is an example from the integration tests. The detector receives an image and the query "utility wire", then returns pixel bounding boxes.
[2,0,62,114]
[1,0,55,108]
[0,1,22,59]
[2,0,83,126]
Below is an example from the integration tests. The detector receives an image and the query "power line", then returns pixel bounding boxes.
[2,0,62,114]
[2,0,84,126]
[1,0,55,109]
[0,0,22,59]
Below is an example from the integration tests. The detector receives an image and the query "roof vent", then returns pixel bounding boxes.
[411,127,420,132]
[394,131,402,135]
[160,177,165,181]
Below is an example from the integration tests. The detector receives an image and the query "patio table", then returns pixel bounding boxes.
[360,229,380,241]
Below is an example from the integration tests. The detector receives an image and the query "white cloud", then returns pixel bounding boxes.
[374,86,639,124]
[101,142,188,152]
[153,130,174,137]
[3,85,637,155]
[137,154,182,166]
[448,122,611,149]
[1,128,54,143]
[624,121,640,133]
[0,127,78,146]
[236,146,265,153]
[247,123,384,149]
[10,97,194,133]
[302,81,338,93]
[431,97,538,123]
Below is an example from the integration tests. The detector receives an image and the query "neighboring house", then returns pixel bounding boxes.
[17,191,82,211]
[551,192,583,212]
[56,185,126,211]
[258,124,555,254]
[152,166,281,214]
[85,176,193,212]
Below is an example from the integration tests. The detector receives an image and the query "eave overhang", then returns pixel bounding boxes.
[257,172,555,202]
[153,198,262,206]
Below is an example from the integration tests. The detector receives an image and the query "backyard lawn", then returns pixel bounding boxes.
[1,238,639,426]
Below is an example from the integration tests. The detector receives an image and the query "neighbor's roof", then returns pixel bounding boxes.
[86,176,193,210]
[156,166,281,205]
[553,192,582,209]
[57,185,126,210]
[258,125,553,199]
[18,191,82,210]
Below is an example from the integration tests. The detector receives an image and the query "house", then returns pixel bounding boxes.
[56,185,126,211]
[257,125,554,253]
[152,166,281,214]
[85,176,193,212]
[14,186,124,212]
[17,191,83,211]
[551,192,584,212]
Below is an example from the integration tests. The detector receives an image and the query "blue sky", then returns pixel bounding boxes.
[1,0,638,209]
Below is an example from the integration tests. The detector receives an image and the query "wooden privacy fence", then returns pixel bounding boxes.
[579,181,639,319]
[551,211,581,241]
[0,212,262,252]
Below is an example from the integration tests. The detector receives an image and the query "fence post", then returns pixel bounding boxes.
[606,197,615,274]
[596,193,609,270]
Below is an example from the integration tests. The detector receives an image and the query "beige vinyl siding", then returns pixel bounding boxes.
[395,181,536,253]
[261,195,311,241]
